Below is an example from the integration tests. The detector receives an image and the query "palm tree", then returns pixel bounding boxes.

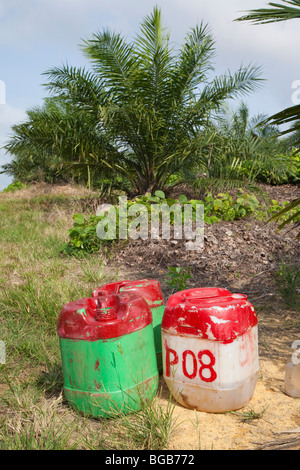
[3,7,263,195]
[3,97,121,189]
[192,102,295,192]
[236,1,300,237]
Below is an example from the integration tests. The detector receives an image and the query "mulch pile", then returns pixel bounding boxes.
[112,184,300,300]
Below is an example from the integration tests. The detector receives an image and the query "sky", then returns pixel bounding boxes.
[1,0,300,190]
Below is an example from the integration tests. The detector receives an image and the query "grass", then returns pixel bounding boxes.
[228,406,269,423]
[2,184,297,450]
[100,387,180,450]
[0,373,83,450]
[276,260,300,308]
[0,188,178,450]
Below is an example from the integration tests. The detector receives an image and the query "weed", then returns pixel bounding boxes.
[61,190,267,255]
[106,387,180,450]
[165,266,192,291]
[2,181,28,193]
[228,406,269,422]
[80,259,112,284]
[0,374,83,450]
[276,260,300,308]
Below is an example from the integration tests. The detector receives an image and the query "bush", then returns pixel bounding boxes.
[203,190,260,223]
[2,181,28,193]
[239,152,300,185]
[61,190,265,255]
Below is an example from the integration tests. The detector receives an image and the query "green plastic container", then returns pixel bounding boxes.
[92,279,165,372]
[57,292,159,418]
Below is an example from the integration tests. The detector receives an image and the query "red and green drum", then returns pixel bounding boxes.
[92,279,165,372]
[57,291,158,418]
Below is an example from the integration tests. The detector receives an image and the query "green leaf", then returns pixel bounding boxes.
[73,214,85,225]
[179,194,188,204]
[154,190,166,199]
[148,196,160,203]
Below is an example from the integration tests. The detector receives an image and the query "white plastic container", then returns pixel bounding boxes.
[161,288,259,413]
[284,361,300,398]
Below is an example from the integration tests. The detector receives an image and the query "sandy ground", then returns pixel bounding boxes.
[161,358,299,450]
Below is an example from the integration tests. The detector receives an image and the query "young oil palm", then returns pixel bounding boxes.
[4,7,263,195]
[46,7,264,193]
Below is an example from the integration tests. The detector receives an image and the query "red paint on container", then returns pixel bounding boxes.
[161,287,260,412]
[57,291,153,341]
[92,279,164,309]
[162,287,257,343]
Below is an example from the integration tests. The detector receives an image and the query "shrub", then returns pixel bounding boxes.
[61,190,268,255]
[203,190,260,223]
[2,181,28,193]
[165,266,192,291]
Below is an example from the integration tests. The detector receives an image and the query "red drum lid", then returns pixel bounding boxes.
[162,287,257,343]
[58,291,153,341]
[92,279,164,309]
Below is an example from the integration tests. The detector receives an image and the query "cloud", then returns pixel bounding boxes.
[1,1,299,119]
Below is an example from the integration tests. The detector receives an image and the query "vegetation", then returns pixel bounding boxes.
[236,0,300,233]
[165,266,192,291]
[3,8,299,200]
[188,102,299,194]
[61,189,299,256]
[0,4,299,451]
[2,181,28,193]
[276,260,300,306]
[2,7,285,195]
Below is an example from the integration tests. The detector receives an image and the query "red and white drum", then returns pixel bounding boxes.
[161,288,259,412]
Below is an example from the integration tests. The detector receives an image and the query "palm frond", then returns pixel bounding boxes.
[82,30,136,102]
[43,65,105,113]
[171,22,215,105]
[132,6,173,110]
[236,0,300,24]
[268,198,300,238]
[265,105,300,135]
[198,64,264,114]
